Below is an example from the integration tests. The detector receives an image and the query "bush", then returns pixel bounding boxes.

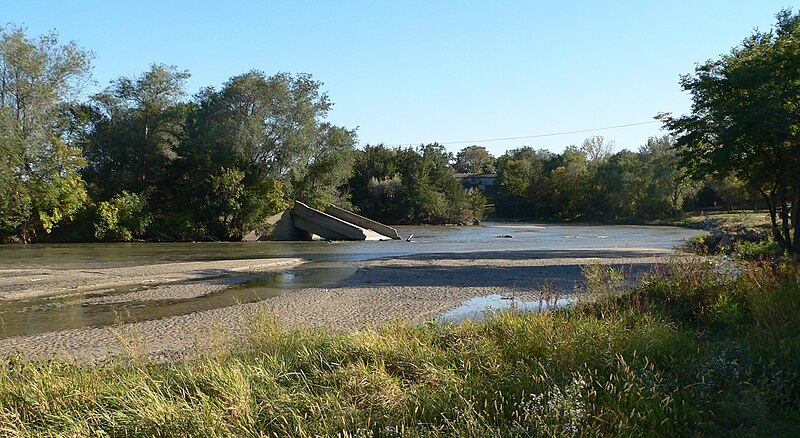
[94,191,152,241]
[683,232,711,254]
[734,239,782,261]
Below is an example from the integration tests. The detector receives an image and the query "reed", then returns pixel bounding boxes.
[0,259,798,436]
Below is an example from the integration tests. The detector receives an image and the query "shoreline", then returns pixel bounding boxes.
[0,258,306,301]
[0,247,681,362]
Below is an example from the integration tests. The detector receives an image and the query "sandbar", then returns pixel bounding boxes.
[0,247,681,362]
[0,258,305,301]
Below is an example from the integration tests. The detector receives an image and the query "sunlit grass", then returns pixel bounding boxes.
[676,210,771,229]
[0,259,798,436]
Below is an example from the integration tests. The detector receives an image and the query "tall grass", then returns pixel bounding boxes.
[0,259,798,436]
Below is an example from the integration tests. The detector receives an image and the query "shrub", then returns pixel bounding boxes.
[683,232,711,254]
[94,191,152,241]
[734,239,782,261]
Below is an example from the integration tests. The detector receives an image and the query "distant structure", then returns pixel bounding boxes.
[454,172,497,197]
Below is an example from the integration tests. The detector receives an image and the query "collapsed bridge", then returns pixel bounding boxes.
[245,202,401,241]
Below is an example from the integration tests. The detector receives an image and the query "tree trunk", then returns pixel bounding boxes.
[792,192,800,260]
[762,189,787,250]
[781,200,791,249]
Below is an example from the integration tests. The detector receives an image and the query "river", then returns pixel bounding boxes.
[0,223,698,339]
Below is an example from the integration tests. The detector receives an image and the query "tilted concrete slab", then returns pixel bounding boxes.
[325,204,401,240]
[245,202,400,241]
[254,209,314,241]
[290,202,392,241]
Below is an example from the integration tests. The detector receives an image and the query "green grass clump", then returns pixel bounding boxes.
[734,240,783,261]
[684,232,712,254]
[1,260,799,436]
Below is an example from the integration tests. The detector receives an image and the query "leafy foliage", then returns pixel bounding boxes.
[288,123,357,209]
[349,144,485,225]
[664,9,800,258]
[78,68,353,240]
[0,25,92,241]
[452,145,496,173]
[94,191,151,241]
[82,64,190,198]
[493,136,696,220]
[176,71,350,239]
[0,22,773,242]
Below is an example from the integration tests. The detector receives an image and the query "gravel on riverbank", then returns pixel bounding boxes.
[0,247,679,362]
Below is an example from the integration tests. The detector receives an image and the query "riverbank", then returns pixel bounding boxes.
[0,247,678,362]
[489,210,771,229]
[0,258,306,301]
[1,253,797,436]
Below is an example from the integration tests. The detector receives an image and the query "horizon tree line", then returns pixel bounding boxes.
[2,10,796,259]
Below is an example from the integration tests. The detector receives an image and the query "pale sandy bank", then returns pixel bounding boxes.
[0,247,679,362]
[0,258,305,301]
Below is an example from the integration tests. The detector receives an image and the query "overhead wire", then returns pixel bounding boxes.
[373,120,661,148]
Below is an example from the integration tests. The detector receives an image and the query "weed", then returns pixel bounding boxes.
[1,260,798,436]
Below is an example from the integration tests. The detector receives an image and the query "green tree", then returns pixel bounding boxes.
[402,144,453,223]
[494,147,556,217]
[349,144,484,224]
[0,26,92,241]
[543,146,589,219]
[663,9,800,257]
[190,71,331,180]
[637,136,692,218]
[349,145,404,220]
[496,157,533,216]
[594,150,645,218]
[453,145,496,173]
[176,71,344,239]
[580,135,614,162]
[288,123,357,209]
[94,190,151,241]
[686,174,756,211]
[581,136,614,217]
[83,64,190,198]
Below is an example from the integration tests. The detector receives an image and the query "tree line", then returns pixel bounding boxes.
[0,25,486,243]
[2,8,799,259]
[449,137,759,221]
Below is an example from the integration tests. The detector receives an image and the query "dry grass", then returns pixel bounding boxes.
[0,259,798,436]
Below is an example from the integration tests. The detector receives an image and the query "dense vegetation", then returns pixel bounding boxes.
[492,136,702,220]
[461,135,757,226]
[0,25,487,243]
[349,144,485,225]
[0,26,92,242]
[664,10,800,258]
[2,8,799,251]
[1,259,797,436]
[1,10,799,437]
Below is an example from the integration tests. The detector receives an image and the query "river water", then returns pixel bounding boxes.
[0,223,698,339]
[0,222,697,269]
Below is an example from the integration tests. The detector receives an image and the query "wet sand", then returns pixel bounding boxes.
[0,247,678,362]
[0,258,305,301]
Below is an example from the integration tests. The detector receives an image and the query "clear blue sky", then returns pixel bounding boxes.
[7,1,795,156]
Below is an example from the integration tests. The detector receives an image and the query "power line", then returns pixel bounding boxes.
[376,120,661,147]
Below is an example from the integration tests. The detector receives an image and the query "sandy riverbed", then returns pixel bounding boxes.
[0,247,679,362]
[0,258,306,301]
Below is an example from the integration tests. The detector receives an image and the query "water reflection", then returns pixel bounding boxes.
[0,223,698,339]
[0,222,699,270]
[440,294,577,323]
[0,264,356,339]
